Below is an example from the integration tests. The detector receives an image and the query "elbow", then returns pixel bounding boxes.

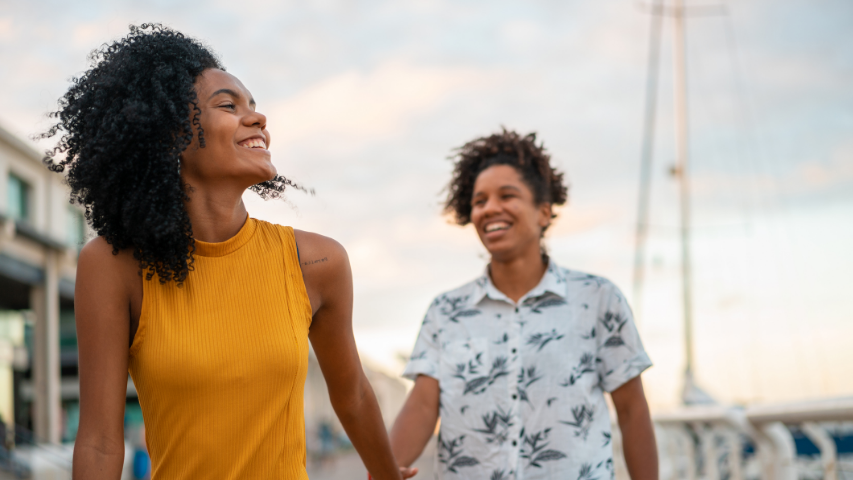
[73,432,126,467]
[329,374,371,421]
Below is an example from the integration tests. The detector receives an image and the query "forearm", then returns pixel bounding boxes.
[617,410,658,480]
[331,374,401,480]
[389,393,438,466]
[72,436,125,479]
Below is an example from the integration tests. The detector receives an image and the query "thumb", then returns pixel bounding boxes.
[400,466,419,479]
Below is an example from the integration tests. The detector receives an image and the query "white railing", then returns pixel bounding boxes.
[653,397,853,480]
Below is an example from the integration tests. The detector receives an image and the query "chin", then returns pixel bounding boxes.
[253,165,278,183]
[481,241,512,260]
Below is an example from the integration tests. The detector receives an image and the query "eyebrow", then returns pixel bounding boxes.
[472,185,523,198]
[208,88,256,106]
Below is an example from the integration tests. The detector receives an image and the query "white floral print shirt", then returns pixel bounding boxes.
[403,261,652,480]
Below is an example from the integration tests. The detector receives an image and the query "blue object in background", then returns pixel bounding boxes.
[133,448,151,480]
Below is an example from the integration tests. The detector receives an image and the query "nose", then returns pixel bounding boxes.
[244,110,267,130]
[481,195,502,216]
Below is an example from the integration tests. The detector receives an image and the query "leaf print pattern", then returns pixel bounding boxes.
[598,312,627,333]
[561,353,597,386]
[452,309,482,322]
[490,470,513,480]
[527,329,565,351]
[559,403,596,440]
[520,429,568,468]
[525,295,567,314]
[598,311,628,348]
[410,350,428,360]
[571,273,605,288]
[473,407,514,445]
[455,356,510,396]
[402,261,652,479]
[441,295,482,322]
[516,366,542,404]
[438,434,480,473]
[578,462,599,480]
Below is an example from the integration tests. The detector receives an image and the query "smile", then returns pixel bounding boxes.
[484,221,511,233]
[237,137,267,149]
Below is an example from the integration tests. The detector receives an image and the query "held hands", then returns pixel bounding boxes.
[400,466,418,479]
[368,466,419,480]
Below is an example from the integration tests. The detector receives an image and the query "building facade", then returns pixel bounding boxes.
[0,123,87,445]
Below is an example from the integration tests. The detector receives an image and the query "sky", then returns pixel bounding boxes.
[1,0,851,410]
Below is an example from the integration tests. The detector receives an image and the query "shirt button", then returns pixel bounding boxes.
[511,348,517,354]
[512,394,518,400]
[512,440,518,446]
[515,307,519,313]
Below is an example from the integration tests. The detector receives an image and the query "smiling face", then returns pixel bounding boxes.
[180,68,275,191]
[470,164,553,261]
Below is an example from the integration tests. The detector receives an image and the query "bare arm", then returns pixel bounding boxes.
[611,376,658,480]
[72,238,140,479]
[296,231,413,480]
[389,375,439,467]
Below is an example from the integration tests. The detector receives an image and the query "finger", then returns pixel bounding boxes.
[400,466,419,479]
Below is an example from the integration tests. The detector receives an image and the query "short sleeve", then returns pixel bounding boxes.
[402,300,441,381]
[595,282,652,392]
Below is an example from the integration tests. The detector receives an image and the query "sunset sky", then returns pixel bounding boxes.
[2,0,851,409]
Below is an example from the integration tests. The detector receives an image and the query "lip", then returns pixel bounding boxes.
[236,134,268,150]
[481,220,512,240]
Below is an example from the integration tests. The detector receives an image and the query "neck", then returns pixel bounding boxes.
[183,181,249,243]
[488,242,547,304]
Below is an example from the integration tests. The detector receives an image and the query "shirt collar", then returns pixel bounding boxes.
[470,259,568,307]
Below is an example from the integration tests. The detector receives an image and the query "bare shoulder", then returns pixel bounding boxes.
[293,230,351,315]
[293,229,349,274]
[77,237,139,290]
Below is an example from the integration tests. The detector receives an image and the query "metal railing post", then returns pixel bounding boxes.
[722,430,744,480]
[800,423,837,480]
[693,423,719,480]
[759,422,796,480]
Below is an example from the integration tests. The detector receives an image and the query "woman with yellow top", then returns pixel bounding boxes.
[42,24,414,480]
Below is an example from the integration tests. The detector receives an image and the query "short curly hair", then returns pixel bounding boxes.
[41,24,302,284]
[444,129,568,231]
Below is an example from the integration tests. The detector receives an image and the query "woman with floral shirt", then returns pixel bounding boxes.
[389,129,658,480]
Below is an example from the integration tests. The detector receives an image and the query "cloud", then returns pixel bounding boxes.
[268,61,493,147]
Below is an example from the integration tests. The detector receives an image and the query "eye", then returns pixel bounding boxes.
[220,103,236,110]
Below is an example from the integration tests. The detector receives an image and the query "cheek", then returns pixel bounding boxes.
[512,204,543,231]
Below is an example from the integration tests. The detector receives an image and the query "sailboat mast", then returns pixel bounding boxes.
[672,0,695,380]
[631,0,664,321]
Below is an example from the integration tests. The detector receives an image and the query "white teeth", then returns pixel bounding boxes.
[485,223,509,232]
[241,139,266,149]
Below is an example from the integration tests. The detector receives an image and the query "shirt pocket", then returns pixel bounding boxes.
[439,337,499,397]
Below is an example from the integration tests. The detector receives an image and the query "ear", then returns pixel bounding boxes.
[538,202,553,229]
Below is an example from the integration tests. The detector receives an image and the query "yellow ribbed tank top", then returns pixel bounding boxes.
[128,217,311,479]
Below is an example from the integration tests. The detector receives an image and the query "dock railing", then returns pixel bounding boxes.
[653,397,853,480]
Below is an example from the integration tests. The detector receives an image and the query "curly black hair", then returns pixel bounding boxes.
[41,24,303,284]
[444,128,568,233]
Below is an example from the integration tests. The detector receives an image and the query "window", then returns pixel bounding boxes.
[7,173,31,223]
[67,207,86,248]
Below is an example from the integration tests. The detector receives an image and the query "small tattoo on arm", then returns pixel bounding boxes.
[302,257,328,266]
